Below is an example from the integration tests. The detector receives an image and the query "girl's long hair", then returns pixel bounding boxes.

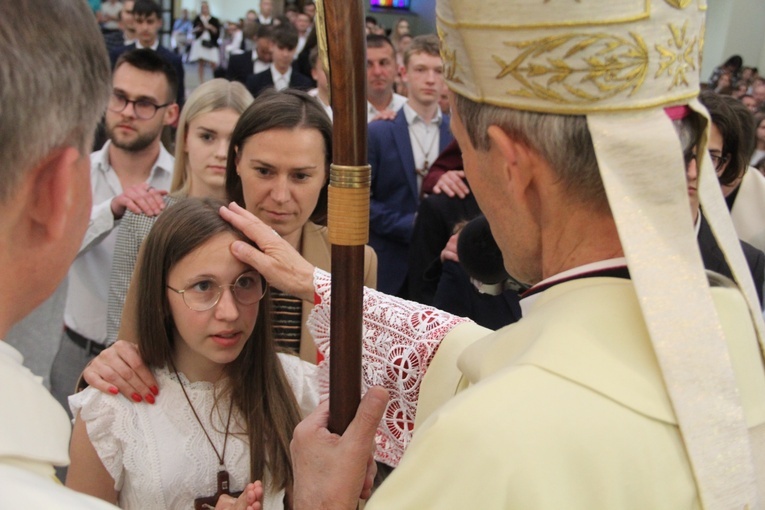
[136,197,302,497]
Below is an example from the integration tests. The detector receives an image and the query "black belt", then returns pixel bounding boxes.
[65,327,106,356]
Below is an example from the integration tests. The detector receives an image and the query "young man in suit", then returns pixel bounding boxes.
[103,0,136,52]
[110,0,185,106]
[227,24,273,85]
[245,25,312,97]
[368,34,453,296]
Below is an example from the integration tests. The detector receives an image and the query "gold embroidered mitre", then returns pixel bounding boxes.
[437,0,705,114]
[437,2,765,509]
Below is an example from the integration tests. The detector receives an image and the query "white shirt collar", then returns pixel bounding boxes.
[367,93,407,121]
[520,257,628,317]
[402,102,443,126]
[136,40,160,51]
[270,66,292,91]
[97,140,174,181]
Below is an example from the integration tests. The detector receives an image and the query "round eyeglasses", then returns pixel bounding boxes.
[108,92,172,120]
[167,272,268,311]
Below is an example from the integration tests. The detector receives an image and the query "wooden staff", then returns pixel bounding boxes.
[316,0,369,435]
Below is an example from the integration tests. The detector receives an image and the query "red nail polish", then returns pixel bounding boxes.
[150,385,159,396]
[145,394,155,404]
[131,393,142,403]
[108,387,119,395]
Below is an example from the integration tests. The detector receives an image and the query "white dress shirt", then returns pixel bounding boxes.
[367,92,407,123]
[403,102,443,193]
[252,51,270,74]
[270,66,292,91]
[226,29,244,56]
[64,141,173,343]
[296,34,308,59]
[136,40,160,51]
[308,88,333,120]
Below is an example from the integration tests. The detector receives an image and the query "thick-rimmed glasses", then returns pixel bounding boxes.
[108,92,171,120]
[167,272,267,311]
[682,148,729,171]
[708,151,730,171]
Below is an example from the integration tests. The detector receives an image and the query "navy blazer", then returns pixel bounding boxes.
[245,67,313,98]
[227,50,255,84]
[698,213,765,307]
[110,44,185,106]
[368,108,453,295]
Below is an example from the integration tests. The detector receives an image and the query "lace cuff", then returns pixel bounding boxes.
[307,268,471,467]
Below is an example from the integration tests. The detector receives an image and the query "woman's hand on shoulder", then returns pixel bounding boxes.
[83,340,159,404]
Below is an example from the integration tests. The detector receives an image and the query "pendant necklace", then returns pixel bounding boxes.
[171,364,241,510]
[409,123,438,177]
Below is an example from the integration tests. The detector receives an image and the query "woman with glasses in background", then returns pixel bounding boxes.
[698,91,765,256]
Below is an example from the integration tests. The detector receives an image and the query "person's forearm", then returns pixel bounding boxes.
[307,268,471,466]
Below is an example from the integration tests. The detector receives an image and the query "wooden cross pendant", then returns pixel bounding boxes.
[194,471,243,510]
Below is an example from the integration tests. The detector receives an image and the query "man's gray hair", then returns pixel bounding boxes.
[0,0,111,203]
[454,93,608,211]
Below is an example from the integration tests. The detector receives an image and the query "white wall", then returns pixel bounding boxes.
[702,0,765,81]
[178,0,266,23]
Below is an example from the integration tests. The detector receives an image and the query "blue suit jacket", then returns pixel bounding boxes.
[368,108,453,295]
[110,44,185,106]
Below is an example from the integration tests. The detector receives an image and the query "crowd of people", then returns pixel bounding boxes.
[4,0,765,509]
[707,54,765,173]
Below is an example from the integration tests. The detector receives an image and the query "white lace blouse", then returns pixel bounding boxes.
[69,353,319,510]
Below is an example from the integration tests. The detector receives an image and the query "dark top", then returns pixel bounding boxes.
[245,67,314,98]
[192,15,221,47]
[433,261,522,330]
[698,213,765,307]
[407,191,481,305]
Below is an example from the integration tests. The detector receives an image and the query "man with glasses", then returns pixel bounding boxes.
[50,48,178,417]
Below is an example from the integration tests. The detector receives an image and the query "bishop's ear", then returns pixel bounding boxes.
[27,145,90,244]
[486,125,535,192]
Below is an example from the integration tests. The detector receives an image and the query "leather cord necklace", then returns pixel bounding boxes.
[171,364,241,510]
[409,122,438,177]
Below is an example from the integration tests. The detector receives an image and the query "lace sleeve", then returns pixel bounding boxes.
[68,388,130,491]
[306,268,472,467]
